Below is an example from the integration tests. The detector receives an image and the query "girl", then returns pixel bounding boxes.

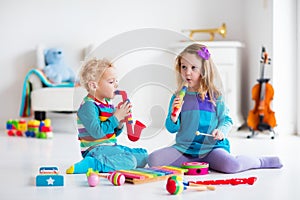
[66,58,148,174]
[148,43,282,173]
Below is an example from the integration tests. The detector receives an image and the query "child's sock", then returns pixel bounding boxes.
[259,156,283,168]
[66,165,75,174]
[66,156,97,174]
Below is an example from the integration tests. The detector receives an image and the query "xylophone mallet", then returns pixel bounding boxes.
[166,176,215,195]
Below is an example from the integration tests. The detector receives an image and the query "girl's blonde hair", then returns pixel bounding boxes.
[174,43,223,105]
[79,58,113,91]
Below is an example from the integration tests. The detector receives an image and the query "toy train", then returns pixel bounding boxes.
[6,118,53,139]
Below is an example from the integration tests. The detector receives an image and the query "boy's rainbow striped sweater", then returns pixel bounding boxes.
[77,95,122,156]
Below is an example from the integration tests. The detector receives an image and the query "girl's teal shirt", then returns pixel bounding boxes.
[165,91,233,157]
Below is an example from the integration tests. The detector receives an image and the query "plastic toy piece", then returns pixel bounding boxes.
[87,173,100,187]
[6,119,23,136]
[181,162,209,175]
[166,176,185,195]
[171,83,188,117]
[26,120,40,137]
[114,90,146,142]
[38,119,53,139]
[36,166,64,186]
[189,177,257,186]
[6,118,53,139]
[109,171,126,186]
[86,168,125,187]
[39,166,59,174]
[166,176,215,195]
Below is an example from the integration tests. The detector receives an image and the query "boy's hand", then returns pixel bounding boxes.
[171,97,184,123]
[114,101,132,122]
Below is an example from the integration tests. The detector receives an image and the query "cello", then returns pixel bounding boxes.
[247,47,276,139]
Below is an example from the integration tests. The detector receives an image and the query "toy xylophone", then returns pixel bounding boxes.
[114,166,187,184]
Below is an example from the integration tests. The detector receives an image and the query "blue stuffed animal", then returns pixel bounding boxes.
[43,48,76,84]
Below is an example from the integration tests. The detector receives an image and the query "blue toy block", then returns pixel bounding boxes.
[6,123,13,130]
[36,174,64,186]
[25,131,35,137]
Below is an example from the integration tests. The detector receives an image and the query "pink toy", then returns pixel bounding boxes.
[86,168,125,187]
[181,162,209,175]
[114,90,146,142]
[87,173,99,187]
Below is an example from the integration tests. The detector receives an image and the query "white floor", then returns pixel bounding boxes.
[1,126,299,200]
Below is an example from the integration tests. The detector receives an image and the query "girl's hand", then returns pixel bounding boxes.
[114,101,132,122]
[171,97,184,123]
[211,129,224,140]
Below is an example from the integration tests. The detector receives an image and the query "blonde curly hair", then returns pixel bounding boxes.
[79,58,113,92]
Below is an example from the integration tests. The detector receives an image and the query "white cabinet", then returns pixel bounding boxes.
[171,41,244,129]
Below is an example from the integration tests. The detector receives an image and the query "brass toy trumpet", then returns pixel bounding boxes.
[183,23,227,41]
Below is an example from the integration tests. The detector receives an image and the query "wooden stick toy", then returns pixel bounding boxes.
[86,168,126,187]
[195,131,214,137]
[166,176,216,195]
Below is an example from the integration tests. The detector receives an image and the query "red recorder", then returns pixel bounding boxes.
[189,177,257,186]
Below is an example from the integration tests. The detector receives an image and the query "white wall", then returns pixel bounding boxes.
[242,0,273,117]
[298,0,300,135]
[242,0,298,135]
[273,0,297,134]
[0,0,298,135]
[0,0,243,128]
